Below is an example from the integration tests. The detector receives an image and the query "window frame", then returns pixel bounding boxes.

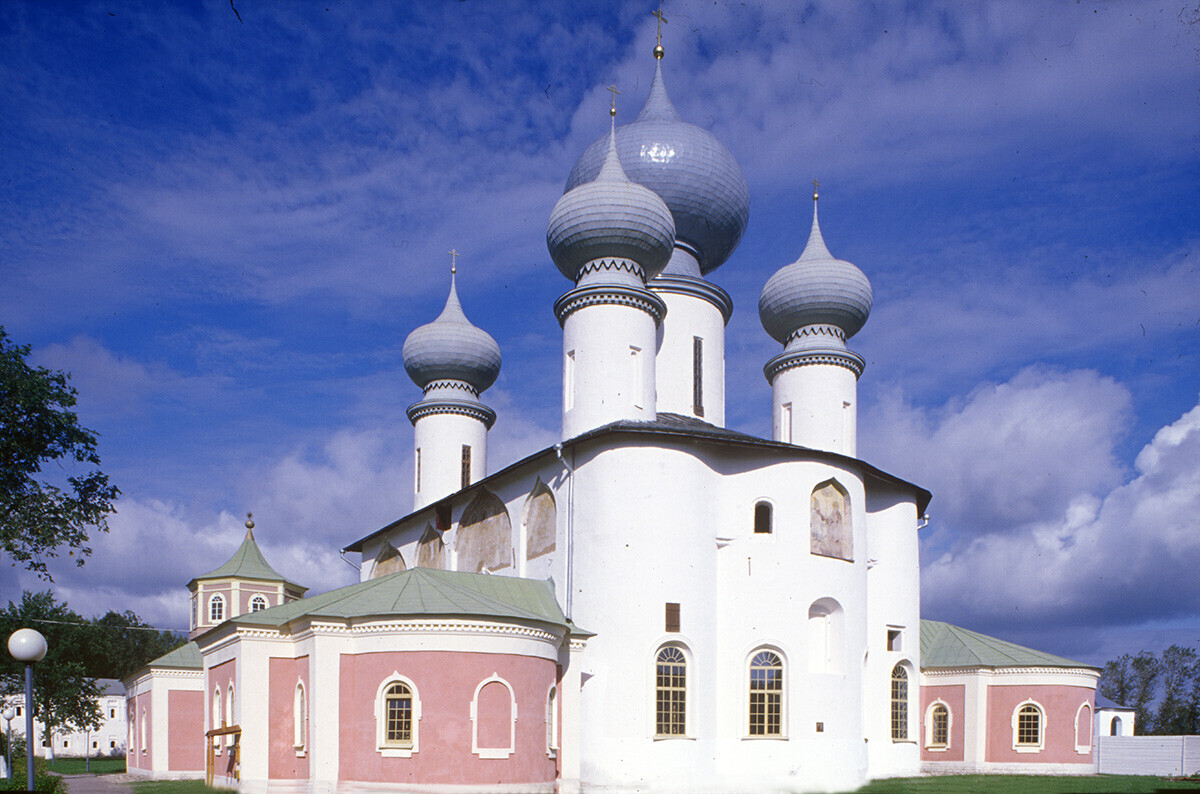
[746,648,786,739]
[209,593,225,623]
[925,700,951,751]
[653,644,690,739]
[546,684,559,757]
[249,594,269,612]
[1012,700,1045,753]
[753,501,773,536]
[1074,702,1092,753]
[890,664,910,741]
[374,674,421,757]
[293,682,307,754]
[470,674,517,759]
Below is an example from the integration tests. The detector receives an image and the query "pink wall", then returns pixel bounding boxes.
[167,690,204,772]
[239,584,276,614]
[126,697,142,769]
[268,656,310,780]
[920,684,965,762]
[338,651,557,786]
[477,681,512,749]
[985,684,1094,764]
[208,657,237,778]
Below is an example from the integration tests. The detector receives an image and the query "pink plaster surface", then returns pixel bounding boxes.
[209,658,237,728]
[985,684,1095,764]
[339,651,557,786]
[920,684,965,762]
[126,697,141,769]
[268,656,310,780]
[168,690,204,771]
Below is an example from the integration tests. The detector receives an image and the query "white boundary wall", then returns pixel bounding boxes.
[1097,736,1200,776]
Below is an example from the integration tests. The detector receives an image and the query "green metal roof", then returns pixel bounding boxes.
[920,620,1095,670]
[230,567,586,634]
[146,641,202,670]
[188,529,305,591]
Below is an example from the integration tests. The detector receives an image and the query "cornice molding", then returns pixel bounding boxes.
[764,347,865,381]
[648,274,733,323]
[555,282,667,327]
[406,398,497,429]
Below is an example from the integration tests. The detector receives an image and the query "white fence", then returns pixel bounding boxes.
[1097,736,1200,776]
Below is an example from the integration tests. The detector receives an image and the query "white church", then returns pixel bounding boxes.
[124,39,1101,793]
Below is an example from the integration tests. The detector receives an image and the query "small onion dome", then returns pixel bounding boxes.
[564,60,749,276]
[402,273,501,392]
[758,197,873,344]
[547,123,675,283]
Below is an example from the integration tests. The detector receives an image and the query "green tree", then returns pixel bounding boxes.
[1153,645,1198,734]
[1099,654,1135,708]
[0,592,102,757]
[84,610,183,680]
[0,326,119,578]
[1129,650,1162,736]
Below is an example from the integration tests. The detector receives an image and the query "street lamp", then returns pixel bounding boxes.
[9,628,47,792]
[1,705,14,782]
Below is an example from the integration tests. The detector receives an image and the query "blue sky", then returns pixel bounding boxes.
[1,0,1197,665]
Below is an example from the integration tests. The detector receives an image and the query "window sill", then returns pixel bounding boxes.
[475,748,513,759]
[742,734,788,741]
[925,745,949,753]
[294,747,306,758]
[653,735,696,741]
[891,739,916,744]
[378,746,415,758]
[1014,746,1042,754]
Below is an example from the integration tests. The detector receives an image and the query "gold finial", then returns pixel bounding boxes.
[245,512,255,530]
[812,178,820,201]
[652,7,667,59]
[607,83,620,117]
[448,248,459,275]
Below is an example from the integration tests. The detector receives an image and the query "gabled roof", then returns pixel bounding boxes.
[344,412,931,553]
[188,529,306,592]
[920,620,1096,671]
[1095,694,1135,711]
[144,641,202,670]
[229,567,587,635]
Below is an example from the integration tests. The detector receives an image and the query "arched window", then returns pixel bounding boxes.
[748,650,783,736]
[926,702,949,748]
[294,683,307,750]
[546,685,558,754]
[249,594,269,612]
[753,502,772,534]
[374,674,421,756]
[140,708,146,755]
[212,686,222,753]
[1110,716,1122,736]
[655,646,687,737]
[1013,701,1044,751]
[225,684,236,746]
[471,675,516,759]
[890,665,908,740]
[807,598,844,674]
[1075,703,1092,752]
[209,594,225,623]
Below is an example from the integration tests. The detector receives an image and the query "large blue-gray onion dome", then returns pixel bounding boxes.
[403,274,501,392]
[547,125,676,283]
[564,60,749,276]
[759,196,873,344]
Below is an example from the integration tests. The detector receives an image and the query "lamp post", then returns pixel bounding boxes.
[9,628,48,792]
[1,705,14,781]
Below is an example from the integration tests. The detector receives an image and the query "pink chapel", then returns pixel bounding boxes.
[125,37,1101,793]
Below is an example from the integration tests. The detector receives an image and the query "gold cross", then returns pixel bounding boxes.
[812,178,820,199]
[448,248,459,274]
[607,84,620,116]
[653,8,667,44]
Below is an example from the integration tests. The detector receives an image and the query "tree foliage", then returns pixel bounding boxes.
[1100,645,1200,735]
[0,591,184,747]
[0,326,119,578]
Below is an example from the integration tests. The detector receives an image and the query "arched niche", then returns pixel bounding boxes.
[807,597,844,674]
[810,479,852,561]
[523,478,557,560]
[456,488,512,573]
[416,523,445,570]
[372,541,406,578]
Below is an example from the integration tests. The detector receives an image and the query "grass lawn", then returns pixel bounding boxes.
[131,781,229,794]
[42,757,126,775]
[853,775,1200,793]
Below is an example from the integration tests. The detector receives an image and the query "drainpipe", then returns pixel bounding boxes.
[555,443,575,620]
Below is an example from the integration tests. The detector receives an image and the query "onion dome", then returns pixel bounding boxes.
[547,123,676,283]
[402,272,501,392]
[564,59,749,275]
[758,193,873,344]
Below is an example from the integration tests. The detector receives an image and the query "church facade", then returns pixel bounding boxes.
[124,41,1099,793]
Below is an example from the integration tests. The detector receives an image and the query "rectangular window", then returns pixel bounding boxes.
[692,336,704,417]
[415,448,421,493]
[781,403,792,444]
[887,629,902,652]
[630,346,643,409]
[461,445,471,490]
[665,602,680,633]
[564,350,575,411]
[436,504,451,531]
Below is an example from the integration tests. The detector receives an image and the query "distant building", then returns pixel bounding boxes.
[1094,695,1137,737]
[2,679,127,759]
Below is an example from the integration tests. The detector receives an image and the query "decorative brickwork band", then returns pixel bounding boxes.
[406,398,497,429]
[763,347,866,381]
[649,274,734,323]
[786,323,845,346]
[577,257,646,283]
[554,283,668,327]
[422,379,480,398]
